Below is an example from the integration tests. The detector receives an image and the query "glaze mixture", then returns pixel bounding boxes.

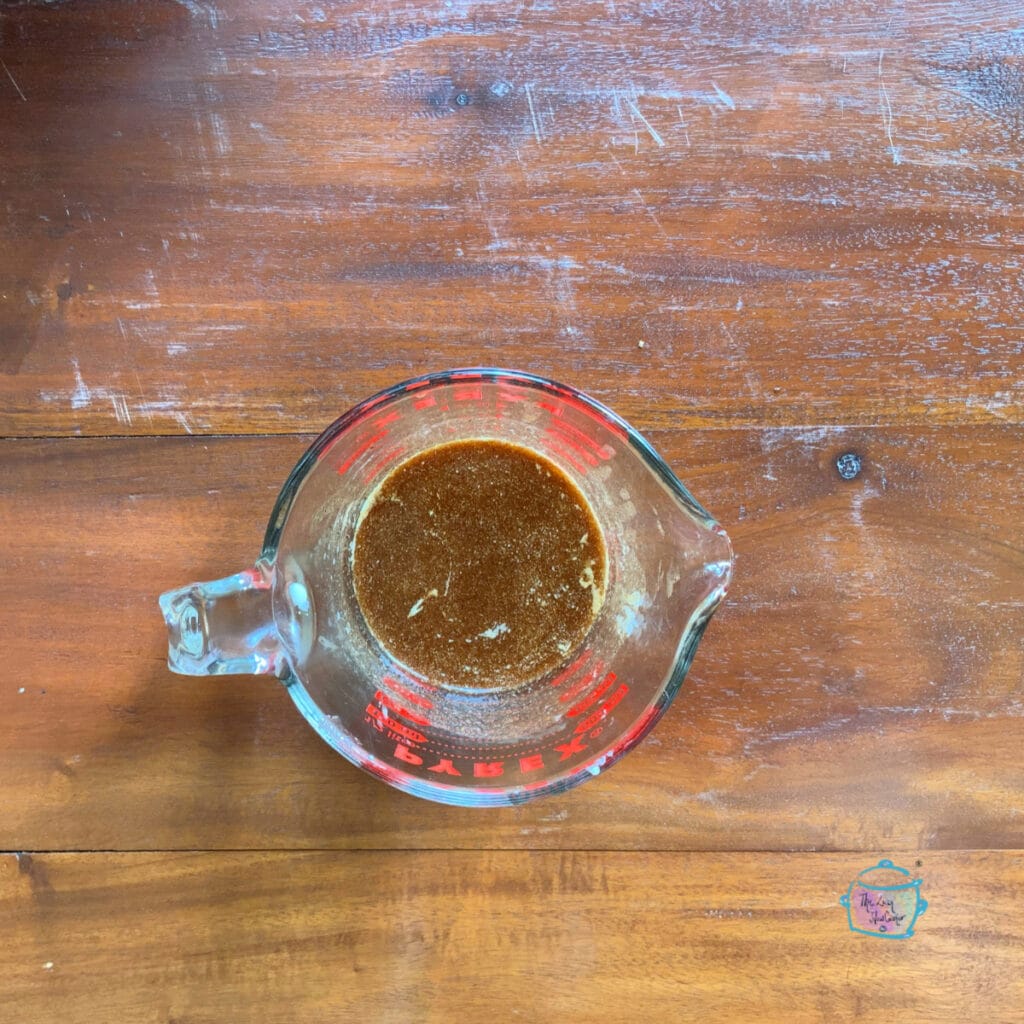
[352,439,607,689]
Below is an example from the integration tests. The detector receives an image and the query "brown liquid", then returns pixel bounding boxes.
[352,439,607,689]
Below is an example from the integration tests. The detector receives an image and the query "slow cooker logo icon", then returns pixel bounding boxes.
[840,859,928,939]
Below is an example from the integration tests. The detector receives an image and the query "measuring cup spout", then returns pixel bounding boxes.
[158,558,283,676]
[703,524,734,595]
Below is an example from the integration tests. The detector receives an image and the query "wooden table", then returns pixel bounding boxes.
[2,1,1022,1020]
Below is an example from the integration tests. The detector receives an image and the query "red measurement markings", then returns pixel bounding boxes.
[542,435,589,475]
[373,689,431,727]
[574,683,630,734]
[453,383,484,403]
[386,733,602,775]
[559,660,606,703]
[548,413,612,460]
[493,383,530,422]
[372,410,402,429]
[381,675,434,709]
[497,386,528,404]
[362,443,408,484]
[544,431,598,467]
[337,432,387,475]
[549,648,592,688]
[542,413,613,469]
[336,410,402,476]
[565,671,618,718]
[550,385,628,441]
[364,705,426,745]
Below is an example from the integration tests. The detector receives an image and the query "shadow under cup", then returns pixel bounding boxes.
[268,370,733,806]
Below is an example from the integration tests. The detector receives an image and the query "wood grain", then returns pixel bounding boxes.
[2,0,1023,436]
[3,849,1022,1023]
[4,2,1023,1017]
[3,426,1021,851]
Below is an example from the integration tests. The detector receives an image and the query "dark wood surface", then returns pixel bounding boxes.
[2,0,1022,1020]
[2,428,1022,852]
[3,0,1024,436]
[4,851,1023,1023]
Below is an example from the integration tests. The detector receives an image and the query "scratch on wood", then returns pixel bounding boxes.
[176,0,220,29]
[71,359,90,410]
[632,188,669,239]
[135,396,187,419]
[877,50,901,166]
[209,112,231,157]
[710,81,735,110]
[625,97,665,147]
[524,83,543,143]
[1,56,27,102]
[606,147,627,175]
[676,105,691,146]
[110,395,132,426]
[66,358,132,425]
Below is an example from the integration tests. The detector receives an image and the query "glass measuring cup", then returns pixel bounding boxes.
[159,369,733,806]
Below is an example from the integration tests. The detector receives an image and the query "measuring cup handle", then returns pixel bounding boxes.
[159,558,283,677]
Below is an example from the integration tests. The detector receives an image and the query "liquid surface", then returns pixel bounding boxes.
[352,439,607,689]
